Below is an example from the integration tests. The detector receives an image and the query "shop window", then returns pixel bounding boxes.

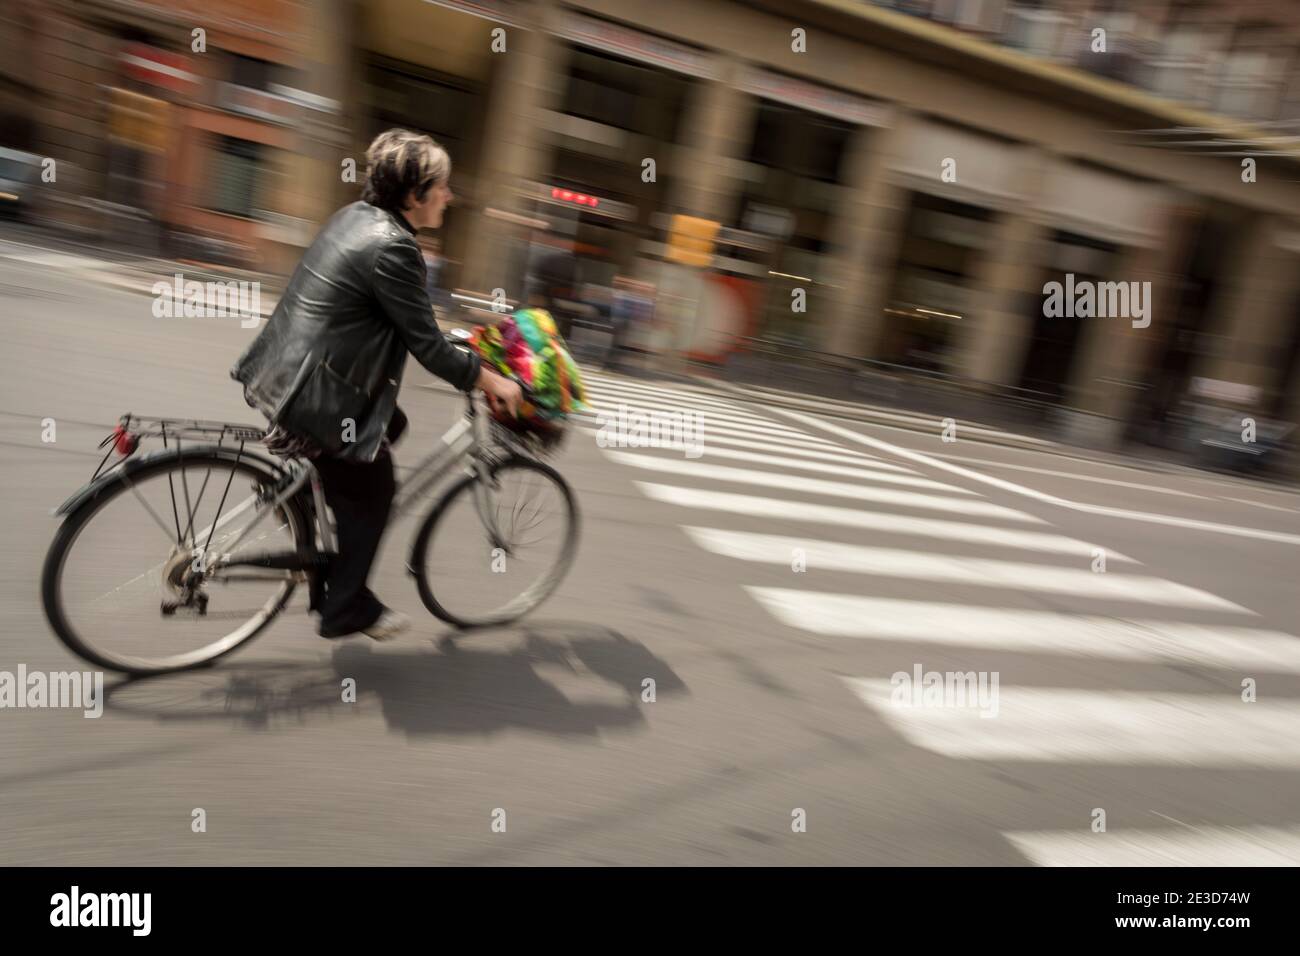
[209,135,262,219]
[229,54,277,91]
[561,50,643,132]
[559,47,693,142]
[745,101,852,183]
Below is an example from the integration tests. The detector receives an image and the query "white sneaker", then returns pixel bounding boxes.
[362,609,411,642]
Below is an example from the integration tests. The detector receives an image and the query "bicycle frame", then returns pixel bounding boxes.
[211,391,504,575]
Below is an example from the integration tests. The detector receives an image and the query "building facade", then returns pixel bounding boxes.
[5,0,1300,448]
[339,0,1300,447]
[2,0,350,272]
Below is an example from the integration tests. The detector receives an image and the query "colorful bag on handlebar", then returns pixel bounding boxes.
[468,308,588,440]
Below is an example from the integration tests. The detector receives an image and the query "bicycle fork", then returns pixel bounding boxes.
[470,457,508,553]
[466,401,509,554]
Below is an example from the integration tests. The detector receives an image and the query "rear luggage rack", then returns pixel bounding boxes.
[91,414,268,482]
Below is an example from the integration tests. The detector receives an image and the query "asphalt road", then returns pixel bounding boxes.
[2,244,1299,866]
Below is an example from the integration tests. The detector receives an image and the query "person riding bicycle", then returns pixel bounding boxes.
[231,129,522,642]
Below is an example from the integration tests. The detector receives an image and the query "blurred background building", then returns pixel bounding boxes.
[3,0,1300,466]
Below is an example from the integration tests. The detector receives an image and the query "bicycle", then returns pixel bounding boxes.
[41,333,580,675]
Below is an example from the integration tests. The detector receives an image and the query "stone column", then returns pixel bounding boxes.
[957,146,1051,387]
[1067,199,1203,435]
[822,111,911,360]
[1193,214,1300,394]
[669,55,757,223]
[459,0,570,295]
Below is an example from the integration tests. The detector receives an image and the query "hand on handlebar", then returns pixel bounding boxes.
[476,365,524,419]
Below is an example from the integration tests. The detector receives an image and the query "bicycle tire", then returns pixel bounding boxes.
[409,455,579,629]
[41,446,313,675]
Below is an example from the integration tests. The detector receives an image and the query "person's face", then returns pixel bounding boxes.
[406,177,454,230]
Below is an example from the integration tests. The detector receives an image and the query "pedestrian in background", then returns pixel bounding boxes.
[604,276,655,371]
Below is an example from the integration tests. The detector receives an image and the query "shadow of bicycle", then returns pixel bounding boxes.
[102,621,688,739]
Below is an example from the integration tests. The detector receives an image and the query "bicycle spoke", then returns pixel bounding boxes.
[511,477,547,542]
[203,444,243,554]
[507,480,528,540]
[181,461,215,547]
[178,447,197,550]
[162,424,183,544]
[510,531,552,548]
[125,474,184,544]
[513,506,550,538]
[514,470,548,538]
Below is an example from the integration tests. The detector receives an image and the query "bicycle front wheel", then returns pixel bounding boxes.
[410,456,578,628]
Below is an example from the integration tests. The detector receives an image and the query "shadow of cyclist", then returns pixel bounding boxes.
[101,622,687,739]
[329,622,687,739]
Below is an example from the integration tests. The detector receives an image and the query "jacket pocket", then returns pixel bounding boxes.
[273,356,373,456]
[270,352,317,422]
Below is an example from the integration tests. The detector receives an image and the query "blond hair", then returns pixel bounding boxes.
[361,129,450,212]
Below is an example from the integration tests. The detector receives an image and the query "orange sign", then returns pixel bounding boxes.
[665,214,720,269]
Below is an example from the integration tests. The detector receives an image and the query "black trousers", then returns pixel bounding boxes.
[311,407,407,637]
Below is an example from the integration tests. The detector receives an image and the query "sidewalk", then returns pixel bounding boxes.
[0,224,283,317]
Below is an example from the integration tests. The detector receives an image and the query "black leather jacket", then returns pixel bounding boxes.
[231,201,480,462]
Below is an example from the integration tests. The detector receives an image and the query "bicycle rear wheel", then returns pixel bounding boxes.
[410,455,578,628]
[41,447,312,674]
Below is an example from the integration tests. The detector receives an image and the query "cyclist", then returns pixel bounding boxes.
[231,129,522,641]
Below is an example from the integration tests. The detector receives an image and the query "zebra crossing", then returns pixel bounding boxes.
[576,369,1300,865]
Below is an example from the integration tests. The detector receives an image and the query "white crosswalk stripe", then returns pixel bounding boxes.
[636,483,1133,558]
[605,444,968,492]
[578,421,918,472]
[747,589,1300,670]
[582,374,743,407]
[584,385,769,419]
[581,378,920,470]
[1003,826,1300,867]
[584,390,804,427]
[841,680,1300,768]
[587,392,800,429]
[587,403,850,447]
[605,451,1037,521]
[684,528,1249,611]
[585,371,1300,863]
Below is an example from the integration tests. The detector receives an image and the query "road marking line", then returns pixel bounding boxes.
[1003,825,1300,866]
[586,405,824,446]
[929,452,1212,499]
[585,379,754,413]
[607,451,1039,521]
[605,444,971,492]
[747,589,1298,668]
[637,483,1136,560]
[585,391,787,428]
[843,680,1300,767]
[575,424,918,471]
[683,528,1248,610]
[775,408,1300,546]
[1221,496,1300,515]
